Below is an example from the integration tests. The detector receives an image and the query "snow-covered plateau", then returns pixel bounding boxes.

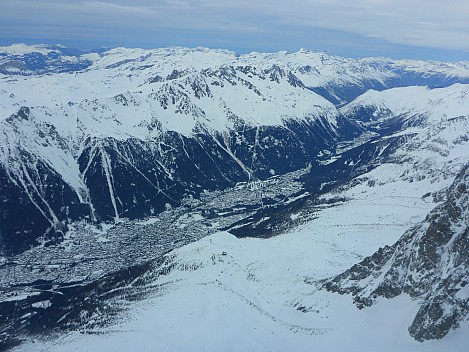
[0,44,469,351]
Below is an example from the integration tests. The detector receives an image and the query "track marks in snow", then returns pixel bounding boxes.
[212,280,332,336]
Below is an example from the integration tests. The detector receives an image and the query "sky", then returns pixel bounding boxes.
[1,0,469,61]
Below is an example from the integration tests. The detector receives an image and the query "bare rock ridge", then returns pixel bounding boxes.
[324,163,469,341]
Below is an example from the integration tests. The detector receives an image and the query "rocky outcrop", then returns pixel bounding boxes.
[324,163,469,341]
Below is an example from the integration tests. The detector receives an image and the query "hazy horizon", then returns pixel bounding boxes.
[1,0,469,62]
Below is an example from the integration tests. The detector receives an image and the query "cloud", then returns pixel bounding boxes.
[0,0,468,57]
[80,1,158,15]
[253,0,469,51]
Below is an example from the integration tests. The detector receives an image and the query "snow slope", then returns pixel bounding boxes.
[341,84,469,125]
[325,163,469,341]
[14,165,469,351]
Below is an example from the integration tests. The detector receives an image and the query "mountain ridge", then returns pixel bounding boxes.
[1,44,469,350]
[323,162,469,341]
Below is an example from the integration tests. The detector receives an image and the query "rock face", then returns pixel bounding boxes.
[324,163,469,341]
[0,105,356,255]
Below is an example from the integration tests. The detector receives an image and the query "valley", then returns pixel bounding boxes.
[0,44,468,351]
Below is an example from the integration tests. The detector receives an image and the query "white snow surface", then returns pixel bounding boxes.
[341,84,469,124]
[0,48,340,138]
[1,45,469,138]
[0,43,60,56]
[15,166,469,352]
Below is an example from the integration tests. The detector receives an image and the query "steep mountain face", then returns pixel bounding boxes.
[321,83,469,341]
[324,163,469,341]
[1,45,469,257]
[0,45,360,256]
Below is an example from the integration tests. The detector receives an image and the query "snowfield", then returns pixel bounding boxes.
[14,164,469,352]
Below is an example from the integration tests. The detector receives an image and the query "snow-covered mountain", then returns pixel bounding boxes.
[1,44,366,255]
[1,44,469,256]
[324,162,469,341]
[341,84,469,128]
[0,44,96,75]
[8,112,469,350]
[1,44,469,351]
[2,44,469,101]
